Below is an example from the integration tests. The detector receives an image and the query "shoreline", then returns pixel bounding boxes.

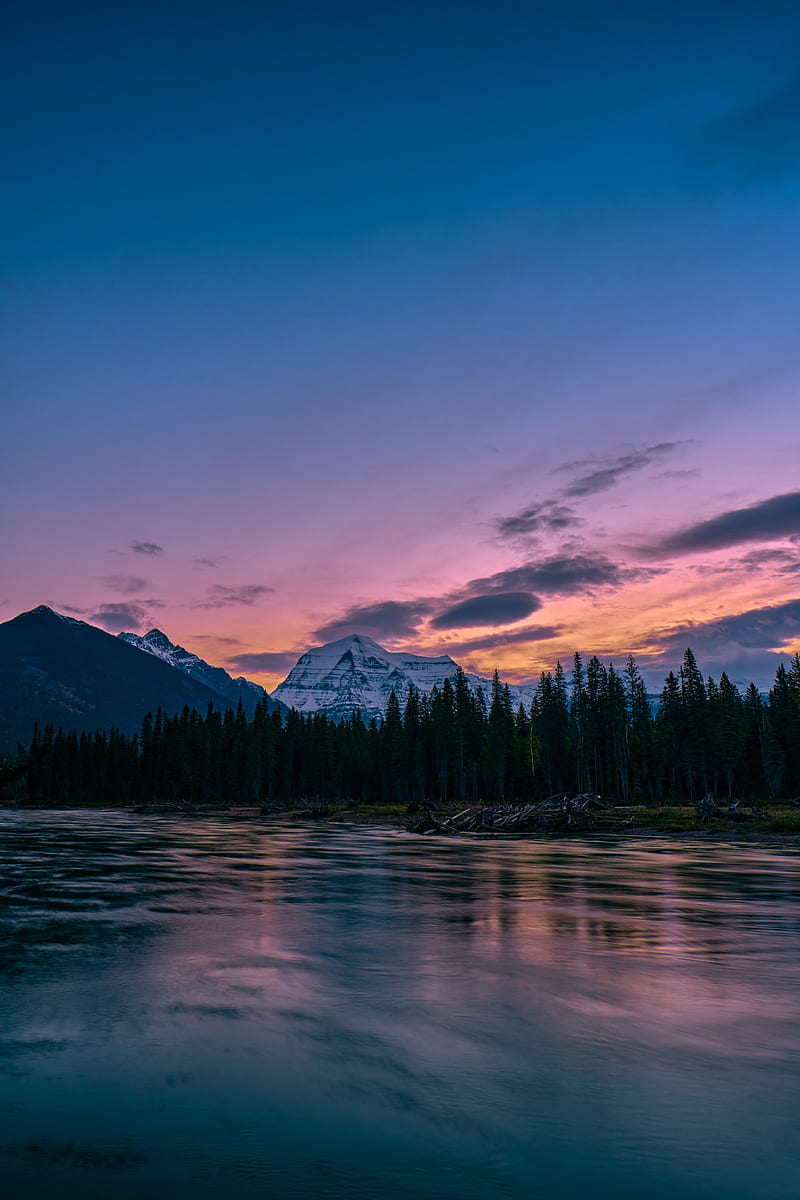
[3,802,800,849]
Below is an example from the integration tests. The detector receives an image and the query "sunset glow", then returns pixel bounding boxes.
[4,1,800,691]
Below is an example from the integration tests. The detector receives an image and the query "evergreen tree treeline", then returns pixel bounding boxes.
[9,651,800,808]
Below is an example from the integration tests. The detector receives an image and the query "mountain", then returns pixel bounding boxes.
[0,606,263,756]
[118,628,281,717]
[273,634,535,722]
[0,608,534,752]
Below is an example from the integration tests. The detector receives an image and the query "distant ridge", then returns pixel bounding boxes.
[273,633,535,723]
[0,606,273,755]
[119,627,283,717]
[0,607,539,752]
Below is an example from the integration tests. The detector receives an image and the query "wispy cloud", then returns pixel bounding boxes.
[742,549,800,573]
[130,540,164,556]
[653,491,800,557]
[494,501,581,541]
[654,468,701,482]
[196,584,274,608]
[192,556,224,569]
[90,603,151,633]
[558,442,686,499]
[100,575,148,596]
[496,441,687,544]
[190,634,244,647]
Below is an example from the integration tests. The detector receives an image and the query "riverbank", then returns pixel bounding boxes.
[339,802,800,847]
[5,800,800,847]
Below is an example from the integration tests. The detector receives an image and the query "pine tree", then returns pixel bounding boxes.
[486,671,513,801]
[586,657,607,793]
[383,689,405,803]
[624,654,653,802]
[604,664,629,801]
[656,672,681,799]
[769,664,799,795]
[570,653,589,792]
[717,673,743,799]
[678,648,708,799]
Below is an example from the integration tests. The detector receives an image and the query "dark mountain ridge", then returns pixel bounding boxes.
[0,606,263,755]
[118,627,278,717]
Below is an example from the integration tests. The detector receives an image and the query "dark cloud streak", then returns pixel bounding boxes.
[431,592,541,630]
[468,553,653,596]
[655,491,800,556]
[311,552,648,650]
[560,442,685,499]
[311,600,435,644]
[638,598,800,689]
[496,442,687,544]
[494,501,580,540]
[90,603,150,633]
[659,598,800,654]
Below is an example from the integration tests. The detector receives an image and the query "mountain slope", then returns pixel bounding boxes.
[0,606,240,755]
[118,628,282,717]
[273,634,535,722]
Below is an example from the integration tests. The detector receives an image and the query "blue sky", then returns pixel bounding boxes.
[4,0,800,688]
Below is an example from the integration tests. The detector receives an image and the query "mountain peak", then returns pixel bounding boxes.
[0,605,235,754]
[317,633,384,652]
[118,626,281,717]
[273,632,520,721]
[140,629,174,651]
[18,605,83,628]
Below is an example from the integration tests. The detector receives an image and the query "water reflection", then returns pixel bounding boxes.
[1,811,799,1199]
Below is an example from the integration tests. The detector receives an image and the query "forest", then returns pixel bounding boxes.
[4,649,800,810]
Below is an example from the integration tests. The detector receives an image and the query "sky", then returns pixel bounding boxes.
[3,0,800,691]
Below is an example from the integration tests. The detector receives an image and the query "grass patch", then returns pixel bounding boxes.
[327,803,409,822]
[609,804,800,835]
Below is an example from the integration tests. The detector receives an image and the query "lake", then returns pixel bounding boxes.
[1,811,799,1199]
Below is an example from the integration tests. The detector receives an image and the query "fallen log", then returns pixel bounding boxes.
[405,793,613,835]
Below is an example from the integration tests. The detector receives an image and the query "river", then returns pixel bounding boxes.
[1,811,799,1198]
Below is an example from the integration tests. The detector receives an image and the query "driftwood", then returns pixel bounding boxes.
[695,793,763,822]
[406,793,611,835]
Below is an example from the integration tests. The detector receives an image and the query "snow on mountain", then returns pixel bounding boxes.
[118,629,281,716]
[0,606,238,754]
[273,634,535,722]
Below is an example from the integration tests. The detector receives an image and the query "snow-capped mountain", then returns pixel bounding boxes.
[118,628,282,716]
[273,634,534,722]
[0,606,240,754]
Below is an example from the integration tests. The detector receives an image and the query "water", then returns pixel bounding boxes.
[1,811,799,1199]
